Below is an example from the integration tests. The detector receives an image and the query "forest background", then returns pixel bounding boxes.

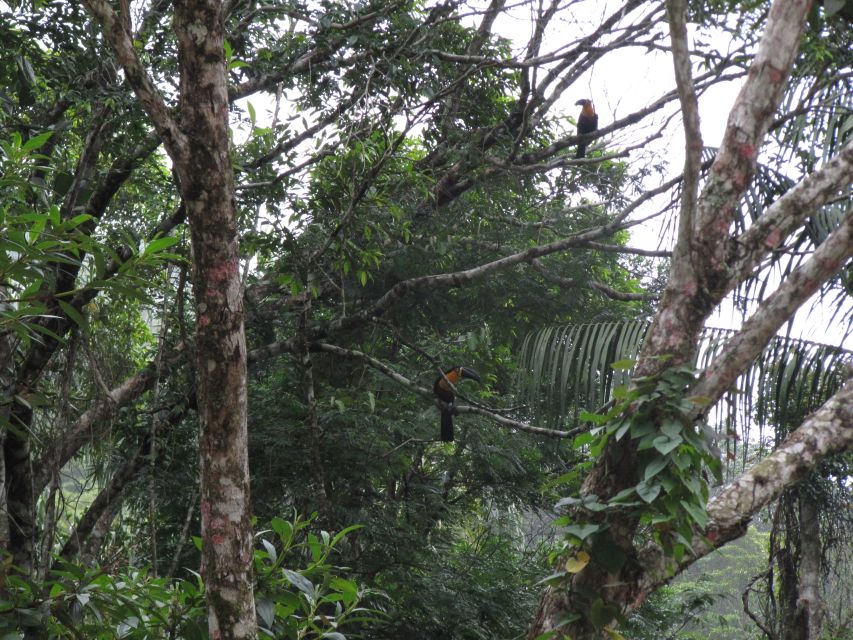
[0,0,851,638]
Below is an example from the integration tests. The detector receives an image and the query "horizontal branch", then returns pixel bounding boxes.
[529,259,656,302]
[327,221,632,334]
[313,342,573,439]
[585,242,672,258]
[639,377,853,595]
[454,404,579,439]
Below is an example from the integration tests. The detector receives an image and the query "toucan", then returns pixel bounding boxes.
[575,99,598,158]
[433,366,482,442]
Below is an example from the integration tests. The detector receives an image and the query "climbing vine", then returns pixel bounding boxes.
[545,362,722,631]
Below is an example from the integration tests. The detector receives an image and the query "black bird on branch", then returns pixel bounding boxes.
[433,366,481,442]
[575,99,598,158]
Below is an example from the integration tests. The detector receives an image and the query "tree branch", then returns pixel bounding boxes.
[691,207,853,406]
[82,0,186,159]
[312,342,574,439]
[640,378,853,595]
[665,0,703,283]
[32,342,187,497]
[731,137,853,282]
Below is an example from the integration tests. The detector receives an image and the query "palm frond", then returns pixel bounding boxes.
[516,322,851,449]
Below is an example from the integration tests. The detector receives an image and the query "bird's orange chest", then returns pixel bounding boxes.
[434,369,461,400]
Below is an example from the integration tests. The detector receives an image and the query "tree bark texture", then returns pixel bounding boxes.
[81,1,256,637]
[525,1,838,637]
[787,492,824,640]
[172,4,255,638]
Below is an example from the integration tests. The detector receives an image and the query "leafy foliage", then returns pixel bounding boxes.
[518,322,851,459]
[0,515,376,639]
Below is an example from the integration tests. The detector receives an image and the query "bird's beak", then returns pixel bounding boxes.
[460,367,482,383]
[575,99,585,106]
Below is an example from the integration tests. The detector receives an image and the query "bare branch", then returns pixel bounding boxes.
[732,137,853,282]
[691,207,853,406]
[585,242,671,257]
[665,0,703,282]
[529,259,657,302]
[313,342,574,439]
[454,404,579,439]
[328,218,636,334]
[82,0,186,159]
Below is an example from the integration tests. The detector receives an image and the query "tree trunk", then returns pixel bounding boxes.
[786,492,824,640]
[525,1,822,636]
[81,0,257,636]
[5,404,34,573]
[172,3,256,637]
[0,291,15,553]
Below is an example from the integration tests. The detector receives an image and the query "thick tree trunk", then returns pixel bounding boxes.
[172,4,256,638]
[0,294,12,551]
[5,404,34,573]
[525,1,828,637]
[82,0,256,636]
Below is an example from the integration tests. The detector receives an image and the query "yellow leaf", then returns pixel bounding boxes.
[604,628,626,640]
[565,550,590,573]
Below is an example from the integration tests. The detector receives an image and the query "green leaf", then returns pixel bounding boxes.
[609,486,638,503]
[652,435,682,455]
[589,598,618,629]
[572,432,595,448]
[658,473,677,493]
[630,421,656,438]
[329,577,359,604]
[636,481,661,503]
[260,538,277,563]
[564,523,601,541]
[579,410,608,425]
[142,235,178,256]
[613,419,631,440]
[22,131,52,153]
[535,572,570,587]
[610,358,635,371]
[330,524,363,547]
[680,500,709,528]
[643,457,668,481]
[660,419,682,439]
[256,599,275,627]
[283,569,315,601]
[57,300,87,331]
[555,495,582,511]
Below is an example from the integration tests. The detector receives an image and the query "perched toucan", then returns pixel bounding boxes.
[433,366,482,442]
[575,99,598,158]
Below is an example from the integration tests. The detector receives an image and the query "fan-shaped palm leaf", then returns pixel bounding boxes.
[516,322,851,456]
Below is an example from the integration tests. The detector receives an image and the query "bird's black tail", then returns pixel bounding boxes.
[440,409,454,442]
[575,143,587,159]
